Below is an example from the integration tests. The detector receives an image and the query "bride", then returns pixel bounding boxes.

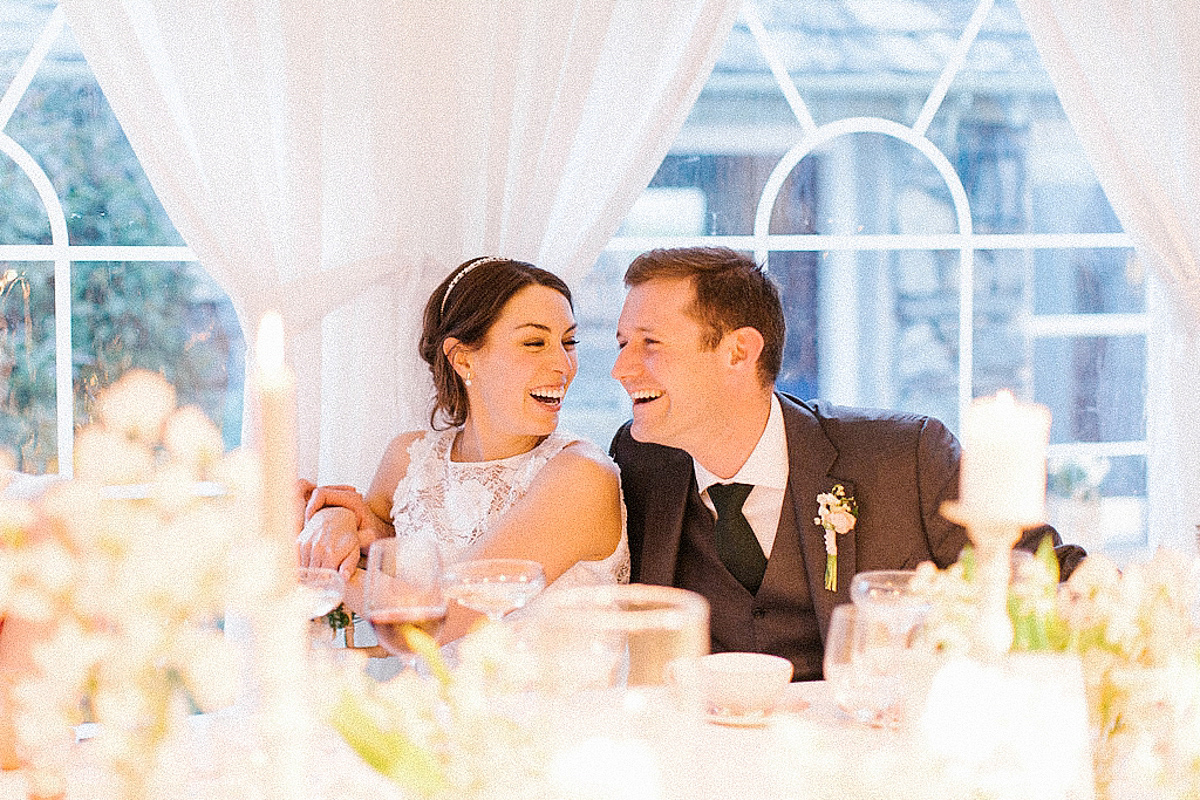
[297,256,629,643]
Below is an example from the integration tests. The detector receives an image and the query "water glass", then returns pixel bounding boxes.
[525,584,710,701]
[825,569,933,728]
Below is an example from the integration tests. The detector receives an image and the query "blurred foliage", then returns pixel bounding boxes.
[0,80,243,473]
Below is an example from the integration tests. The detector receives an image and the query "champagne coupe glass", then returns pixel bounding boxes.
[443,558,547,622]
[296,566,347,646]
[364,537,446,668]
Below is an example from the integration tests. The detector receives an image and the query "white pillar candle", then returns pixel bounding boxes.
[255,310,298,547]
[248,310,309,800]
[959,390,1051,524]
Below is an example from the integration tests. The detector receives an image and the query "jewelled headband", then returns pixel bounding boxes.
[440,256,506,316]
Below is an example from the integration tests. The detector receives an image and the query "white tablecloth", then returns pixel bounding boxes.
[0,681,919,800]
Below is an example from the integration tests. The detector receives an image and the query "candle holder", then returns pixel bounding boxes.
[940,501,1042,659]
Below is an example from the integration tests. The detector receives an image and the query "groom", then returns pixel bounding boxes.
[609,246,1083,681]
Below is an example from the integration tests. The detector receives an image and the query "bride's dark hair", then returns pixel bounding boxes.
[421,257,572,429]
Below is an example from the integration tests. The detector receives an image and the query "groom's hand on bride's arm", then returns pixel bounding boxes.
[297,506,361,582]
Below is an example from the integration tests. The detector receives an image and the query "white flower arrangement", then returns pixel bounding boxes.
[814,484,857,591]
[0,369,255,799]
[911,543,1200,800]
[325,622,547,799]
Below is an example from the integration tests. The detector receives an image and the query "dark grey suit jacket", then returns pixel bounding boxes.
[610,393,1078,646]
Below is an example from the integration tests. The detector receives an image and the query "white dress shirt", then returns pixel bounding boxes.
[693,394,789,558]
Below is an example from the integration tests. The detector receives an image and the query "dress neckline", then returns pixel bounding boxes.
[444,429,557,466]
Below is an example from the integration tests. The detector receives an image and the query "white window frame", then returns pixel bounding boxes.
[605,0,1146,538]
[0,6,200,476]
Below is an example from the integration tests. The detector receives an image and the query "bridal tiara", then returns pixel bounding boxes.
[440,256,506,315]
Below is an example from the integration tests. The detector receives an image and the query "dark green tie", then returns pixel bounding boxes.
[708,482,768,594]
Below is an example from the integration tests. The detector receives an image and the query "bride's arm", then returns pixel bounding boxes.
[437,442,623,643]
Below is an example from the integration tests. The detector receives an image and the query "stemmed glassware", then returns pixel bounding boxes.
[295,566,347,647]
[363,536,446,668]
[443,558,546,622]
[824,570,933,729]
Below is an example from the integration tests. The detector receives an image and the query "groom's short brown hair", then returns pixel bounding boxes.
[624,247,785,385]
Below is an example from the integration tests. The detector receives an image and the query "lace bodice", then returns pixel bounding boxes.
[391,428,630,588]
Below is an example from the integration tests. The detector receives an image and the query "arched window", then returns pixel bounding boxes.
[1,3,244,476]
[566,0,1147,555]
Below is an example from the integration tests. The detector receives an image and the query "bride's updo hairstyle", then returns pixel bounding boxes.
[421,256,572,429]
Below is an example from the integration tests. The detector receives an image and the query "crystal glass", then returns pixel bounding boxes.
[296,566,347,647]
[296,566,346,619]
[525,584,709,698]
[364,537,446,668]
[443,558,546,622]
[825,569,934,728]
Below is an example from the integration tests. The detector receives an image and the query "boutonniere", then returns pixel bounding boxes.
[814,484,858,591]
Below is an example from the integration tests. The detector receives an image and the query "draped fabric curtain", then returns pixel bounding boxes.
[59,0,740,485]
[1015,0,1200,550]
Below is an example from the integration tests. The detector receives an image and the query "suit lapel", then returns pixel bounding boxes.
[640,456,695,586]
[778,394,855,638]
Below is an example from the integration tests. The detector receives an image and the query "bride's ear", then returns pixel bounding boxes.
[443,338,471,379]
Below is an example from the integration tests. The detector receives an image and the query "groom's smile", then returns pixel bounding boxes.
[613,277,734,455]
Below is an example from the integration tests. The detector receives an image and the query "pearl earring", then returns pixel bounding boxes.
[464,372,472,387]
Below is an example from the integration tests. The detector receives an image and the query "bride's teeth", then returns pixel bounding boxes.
[530,387,566,402]
[631,389,663,403]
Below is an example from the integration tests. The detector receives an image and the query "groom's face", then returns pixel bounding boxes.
[612,277,731,454]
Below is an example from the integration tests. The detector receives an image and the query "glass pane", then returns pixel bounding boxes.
[744,0,988,130]
[1046,454,1146,550]
[73,262,244,449]
[1033,335,1146,444]
[771,248,962,428]
[966,248,1026,400]
[6,21,185,247]
[768,133,956,236]
[0,261,56,472]
[630,153,791,237]
[1031,167,1123,236]
[0,0,54,90]
[1033,247,1144,315]
[562,251,632,450]
[0,150,52,244]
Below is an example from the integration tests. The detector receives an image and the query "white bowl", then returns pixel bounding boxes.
[699,652,794,719]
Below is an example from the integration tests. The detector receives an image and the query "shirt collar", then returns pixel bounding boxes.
[694,394,788,493]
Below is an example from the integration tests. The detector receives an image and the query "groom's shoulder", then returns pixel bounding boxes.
[785,394,954,445]
[608,421,692,476]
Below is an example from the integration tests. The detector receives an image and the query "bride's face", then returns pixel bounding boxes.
[460,284,578,451]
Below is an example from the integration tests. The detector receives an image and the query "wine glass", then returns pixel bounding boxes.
[363,537,446,668]
[443,558,546,622]
[296,566,346,647]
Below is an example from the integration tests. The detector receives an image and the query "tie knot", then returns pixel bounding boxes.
[708,482,753,515]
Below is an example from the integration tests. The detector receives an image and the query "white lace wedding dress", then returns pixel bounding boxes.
[391,427,631,589]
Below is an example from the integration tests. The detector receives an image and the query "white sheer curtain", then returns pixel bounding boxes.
[1016,0,1200,552]
[59,0,740,485]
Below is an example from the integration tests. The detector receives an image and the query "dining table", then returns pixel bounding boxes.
[0,679,926,800]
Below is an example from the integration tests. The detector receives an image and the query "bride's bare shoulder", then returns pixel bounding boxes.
[545,438,620,485]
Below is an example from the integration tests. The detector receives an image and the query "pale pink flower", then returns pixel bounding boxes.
[827,509,856,534]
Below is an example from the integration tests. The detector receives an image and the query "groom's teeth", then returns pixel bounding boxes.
[630,389,663,404]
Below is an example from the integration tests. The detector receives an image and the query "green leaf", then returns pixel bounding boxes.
[404,625,452,688]
[328,689,445,797]
[1034,535,1060,583]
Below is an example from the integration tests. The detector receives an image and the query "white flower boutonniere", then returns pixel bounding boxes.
[814,484,857,591]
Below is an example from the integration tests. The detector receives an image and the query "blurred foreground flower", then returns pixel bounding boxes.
[326,622,546,800]
[912,544,1200,800]
[0,369,255,800]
